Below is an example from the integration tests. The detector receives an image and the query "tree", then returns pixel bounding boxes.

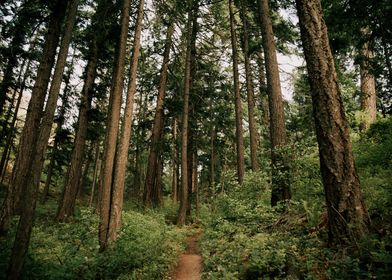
[258,0,291,206]
[295,0,370,245]
[229,0,245,184]
[26,0,79,218]
[98,0,131,251]
[143,22,174,207]
[0,0,68,236]
[239,0,259,172]
[178,0,198,226]
[108,0,145,243]
[0,0,43,116]
[5,1,69,277]
[359,28,377,130]
[57,0,113,222]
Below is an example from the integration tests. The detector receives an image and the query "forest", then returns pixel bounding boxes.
[0,0,391,279]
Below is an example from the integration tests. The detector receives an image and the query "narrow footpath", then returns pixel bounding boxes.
[173,232,202,280]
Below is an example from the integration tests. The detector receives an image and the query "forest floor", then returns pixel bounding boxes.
[173,230,203,280]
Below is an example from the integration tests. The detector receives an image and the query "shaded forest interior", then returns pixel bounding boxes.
[0,0,391,279]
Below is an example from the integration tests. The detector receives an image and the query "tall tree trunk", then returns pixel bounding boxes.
[41,138,58,203]
[229,0,245,184]
[171,118,178,202]
[0,0,67,237]
[108,0,145,243]
[42,57,74,204]
[193,151,199,216]
[359,31,377,131]
[98,0,131,251]
[177,0,196,226]
[144,23,174,207]
[5,1,69,278]
[57,0,111,221]
[0,56,32,180]
[295,0,370,245]
[258,0,291,206]
[257,50,269,132]
[30,0,78,200]
[89,142,101,208]
[240,0,259,172]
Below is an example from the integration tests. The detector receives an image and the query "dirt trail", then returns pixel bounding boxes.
[174,232,202,280]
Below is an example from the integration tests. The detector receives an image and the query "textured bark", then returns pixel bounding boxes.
[240,0,259,171]
[0,0,67,236]
[57,41,98,221]
[89,142,101,208]
[0,56,31,179]
[193,151,199,216]
[177,1,195,226]
[359,33,377,131]
[5,2,68,278]
[30,0,79,187]
[171,118,178,202]
[258,0,290,206]
[229,0,245,184]
[144,23,174,207]
[295,0,370,245]
[98,0,131,251]
[42,60,74,204]
[257,51,269,130]
[108,0,145,243]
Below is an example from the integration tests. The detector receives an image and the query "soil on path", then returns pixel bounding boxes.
[173,232,202,280]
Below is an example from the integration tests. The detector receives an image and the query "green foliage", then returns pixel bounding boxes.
[97,211,187,279]
[199,124,392,279]
[0,202,187,280]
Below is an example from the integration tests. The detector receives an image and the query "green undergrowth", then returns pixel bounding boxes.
[198,118,392,279]
[0,200,188,280]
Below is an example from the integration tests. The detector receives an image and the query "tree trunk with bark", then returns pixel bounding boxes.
[0,0,68,237]
[229,0,245,184]
[97,1,130,249]
[42,58,74,204]
[5,1,69,278]
[295,0,370,245]
[98,0,131,251]
[0,55,32,180]
[171,118,178,202]
[257,50,270,132]
[108,0,145,243]
[258,0,291,206]
[89,142,101,208]
[177,0,197,226]
[144,23,174,207]
[359,30,377,131]
[57,0,112,221]
[240,0,259,172]
[28,0,79,203]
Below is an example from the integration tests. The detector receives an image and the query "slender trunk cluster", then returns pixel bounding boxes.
[57,24,99,221]
[240,0,259,172]
[229,0,245,184]
[258,0,291,206]
[295,0,370,245]
[4,1,71,278]
[177,0,198,226]
[108,0,145,243]
[143,23,174,207]
[98,0,131,251]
